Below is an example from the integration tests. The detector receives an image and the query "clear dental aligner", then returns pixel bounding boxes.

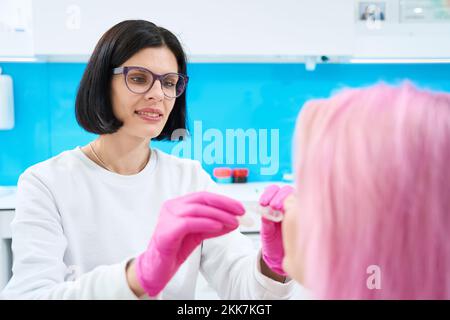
[238,204,284,227]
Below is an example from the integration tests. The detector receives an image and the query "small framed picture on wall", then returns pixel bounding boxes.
[359,2,386,21]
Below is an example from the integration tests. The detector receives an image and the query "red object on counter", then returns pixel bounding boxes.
[232,168,249,183]
[213,167,232,178]
[232,168,249,177]
[213,167,233,183]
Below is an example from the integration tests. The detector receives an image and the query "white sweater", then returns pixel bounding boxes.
[1,147,297,300]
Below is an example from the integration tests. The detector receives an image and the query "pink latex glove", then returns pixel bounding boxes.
[135,191,244,297]
[259,184,294,276]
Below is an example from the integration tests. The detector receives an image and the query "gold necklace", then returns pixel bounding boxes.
[89,142,114,172]
[89,142,151,173]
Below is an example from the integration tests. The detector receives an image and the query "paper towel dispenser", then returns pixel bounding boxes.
[0,67,15,130]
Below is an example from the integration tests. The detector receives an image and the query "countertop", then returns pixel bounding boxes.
[0,187,16,210]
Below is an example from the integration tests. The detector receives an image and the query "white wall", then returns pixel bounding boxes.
[1,0,450,61]
[353,0,450,58]
[0,0,33,57]
[31,0,355,59]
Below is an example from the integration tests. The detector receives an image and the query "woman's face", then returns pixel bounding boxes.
[111,46,179,139]
[282,193,304,284]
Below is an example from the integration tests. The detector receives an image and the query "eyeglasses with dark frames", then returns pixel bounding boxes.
[112,66,188,99]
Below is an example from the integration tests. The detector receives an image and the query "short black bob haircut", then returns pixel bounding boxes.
[75,20,188,141]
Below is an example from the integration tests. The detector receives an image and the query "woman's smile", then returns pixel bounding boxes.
[135,107,164,122]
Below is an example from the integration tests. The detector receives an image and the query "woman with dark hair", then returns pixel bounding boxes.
[2,20,297,299]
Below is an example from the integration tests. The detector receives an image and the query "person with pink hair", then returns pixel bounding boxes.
[281,82,450,299]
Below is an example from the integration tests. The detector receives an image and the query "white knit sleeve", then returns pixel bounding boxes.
[1,170,140,300]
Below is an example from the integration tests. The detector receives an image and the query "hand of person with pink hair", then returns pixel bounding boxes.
[131,192,245,297]
[259,184,294,277]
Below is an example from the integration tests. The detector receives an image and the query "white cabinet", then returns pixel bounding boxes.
[4,0,450,62]
[0,0,33,58]
[353,0,450,59]
[0,210,14,291]
[0,187,15,291]
[32,0,112,58]
[31,0,355,61]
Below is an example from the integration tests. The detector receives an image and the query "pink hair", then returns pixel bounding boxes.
[292,82,450,299]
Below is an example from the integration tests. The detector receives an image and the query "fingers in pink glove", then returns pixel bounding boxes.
[259,185,280,206]
[181,203,240,229]
[258,185,294,223]
[180,217,236,239]
[175,217,236,262]
[182,191,245,216]
[269,185,295,211]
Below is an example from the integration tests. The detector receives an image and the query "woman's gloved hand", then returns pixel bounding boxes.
[135,191,245,297]
[259,184,294,276]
